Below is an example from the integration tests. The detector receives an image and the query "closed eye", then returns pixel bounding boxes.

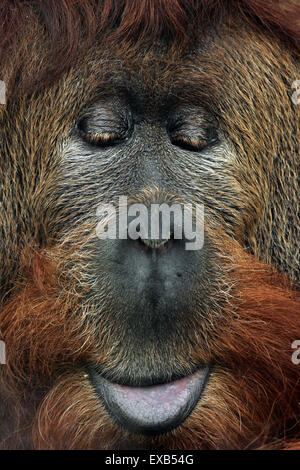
[171,129,219,152]
[171,135,212,152]
[79,129,122,147]
[77,100,132,148]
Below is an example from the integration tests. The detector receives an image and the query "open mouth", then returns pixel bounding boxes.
[88,366,211,435]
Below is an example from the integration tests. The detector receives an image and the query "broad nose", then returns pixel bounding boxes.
[139,237,169,249]
[95,198,209,329]
[127,207,180,254]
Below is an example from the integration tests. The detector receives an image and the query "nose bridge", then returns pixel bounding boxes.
[138,159,166,191]
[134,123,171,193]
[126,183,185,248]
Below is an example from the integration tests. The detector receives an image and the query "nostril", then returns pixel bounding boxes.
[140,238,169,249]
[136,231,175,251]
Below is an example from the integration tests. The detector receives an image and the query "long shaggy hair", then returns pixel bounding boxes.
[1,235,299,449]
[0,0,299,450]
[0,0,299,95]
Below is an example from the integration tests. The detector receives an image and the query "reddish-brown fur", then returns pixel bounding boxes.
[1,238,299,449]
[0,0,299,450]
[0,1,299,95]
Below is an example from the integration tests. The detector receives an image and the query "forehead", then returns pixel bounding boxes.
[41,16,288,138]
[77,44,214,117]
[75,18,276,115]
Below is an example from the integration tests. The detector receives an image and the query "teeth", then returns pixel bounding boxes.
[141,239,169,249]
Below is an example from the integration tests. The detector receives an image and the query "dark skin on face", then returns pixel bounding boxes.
[0,0,299,449]
[59,57,232,384]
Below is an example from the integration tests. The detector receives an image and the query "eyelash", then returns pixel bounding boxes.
[81,131,121,147]
[171,129,219,152]
[78,114,218,152]
[171,135,210,152]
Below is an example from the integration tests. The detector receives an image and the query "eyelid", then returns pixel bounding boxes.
[81,130,121,147]
[77,101,133,148]
[171,135,209,151]
[169,123,219,152]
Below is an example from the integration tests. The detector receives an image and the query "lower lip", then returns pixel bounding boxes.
[88,366,211,436]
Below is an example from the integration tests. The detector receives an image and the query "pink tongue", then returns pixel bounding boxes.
[100,368,209,435]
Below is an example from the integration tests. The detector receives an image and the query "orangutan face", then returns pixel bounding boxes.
[0,2,299,450]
